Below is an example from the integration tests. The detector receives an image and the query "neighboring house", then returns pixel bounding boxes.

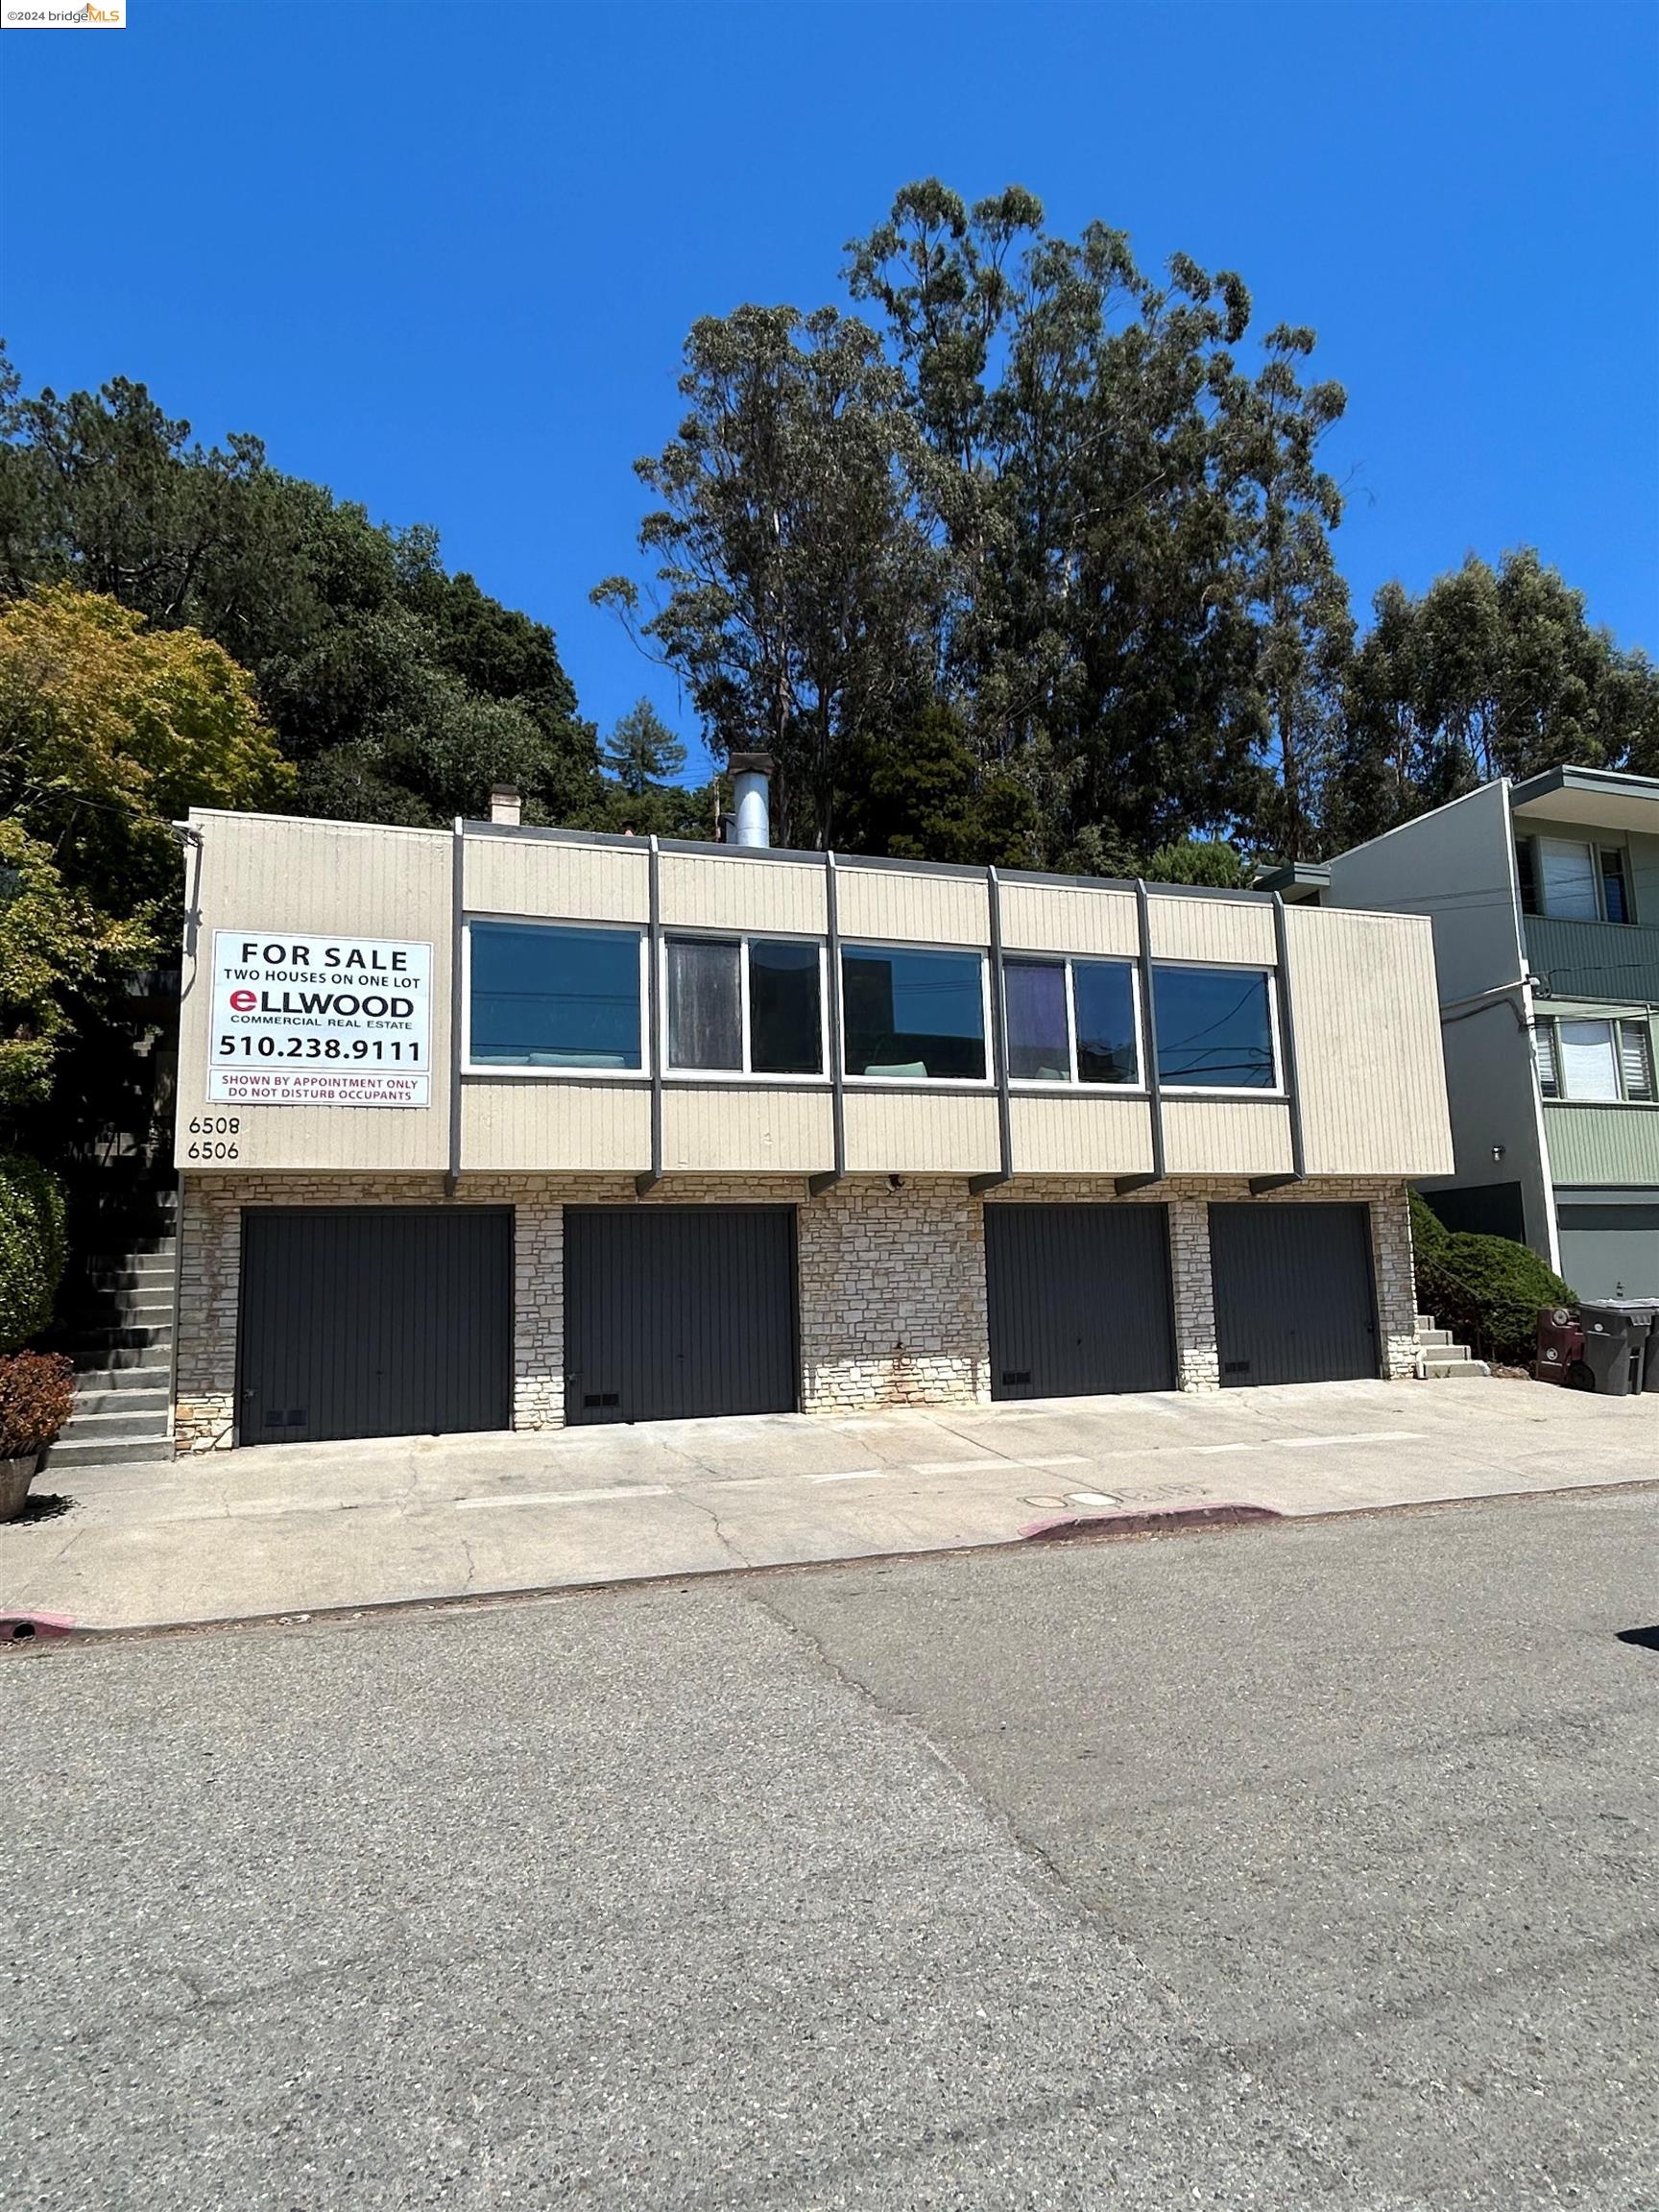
[169,773,1453,1453]
[1267,767,1659,1299]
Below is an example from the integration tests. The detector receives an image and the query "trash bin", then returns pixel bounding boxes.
[1575,1301,1654,1395]
[1534,1306,1587,1386]
[1612,1299,1659,1392]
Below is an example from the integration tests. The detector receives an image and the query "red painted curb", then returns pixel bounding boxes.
[2,1610,78,1643]
[1021,1503,1283,1543]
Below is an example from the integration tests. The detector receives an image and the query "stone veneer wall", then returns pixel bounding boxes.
[174,1170,1416,1452]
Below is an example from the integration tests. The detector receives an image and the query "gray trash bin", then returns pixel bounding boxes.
[1576,1302,1654,1395]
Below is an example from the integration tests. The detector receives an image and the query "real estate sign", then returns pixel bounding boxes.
[207,931,433,1107]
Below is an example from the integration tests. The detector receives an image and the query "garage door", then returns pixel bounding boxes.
[1209,1203,1378,1387]
[563,1206,798,1426]
[1556,1203,1659,1301]
[238,1208,513,1445]
[984,1204,1176,1401]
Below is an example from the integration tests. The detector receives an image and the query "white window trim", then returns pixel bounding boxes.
[1537,1012,1659,1105]
[658,930,831,1085]
[460,914,651,1080]
[1004,954,1148,1095]
[839,940,996,1089]
[1524,833,1639,926]
[1152,959,1287,1100]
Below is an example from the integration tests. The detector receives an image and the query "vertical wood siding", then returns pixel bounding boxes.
[175,811,452,1174]
[1009,1093,1156,1174]
[1162,1098,1295,1175]
[462,1081,652,1170]
[998,884,1140,958]
[660,854,828,936]
[843,1090,1001,1172]
[1285,906,1455,1175]
[836,866,991,948]
[662,1088,834,1172]
[464,834,649,923]
[1147,895,1277,966]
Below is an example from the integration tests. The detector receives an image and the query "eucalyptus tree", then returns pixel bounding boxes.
[593,304,943,849]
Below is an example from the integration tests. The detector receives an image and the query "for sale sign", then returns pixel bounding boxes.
[207,931,433,1107]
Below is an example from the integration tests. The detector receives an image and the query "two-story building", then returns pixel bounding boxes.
[1274,766,1659,1298]
[169,781,1454,1452]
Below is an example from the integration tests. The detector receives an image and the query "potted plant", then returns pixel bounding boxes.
[0,1351,75,1521]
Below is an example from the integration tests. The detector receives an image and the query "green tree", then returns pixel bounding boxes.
[602,698,686,794]
[0,349,601,830]
[1331,551,1659,844]
[0,1150,66,1351]
[838,701,1039,866]
[593,304,943,848]
[1142,837,1254,888]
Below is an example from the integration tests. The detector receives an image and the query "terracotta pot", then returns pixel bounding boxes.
[0,1455,39,1524]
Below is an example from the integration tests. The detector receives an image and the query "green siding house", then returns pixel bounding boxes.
[1277,768,1659,1300]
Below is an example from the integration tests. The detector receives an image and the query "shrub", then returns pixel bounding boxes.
[0,1153,67,1352]
[0,1349,75,1459]
[1412,1203,1575,1367]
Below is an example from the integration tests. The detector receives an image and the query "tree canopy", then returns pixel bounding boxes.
[599,179,1658,868]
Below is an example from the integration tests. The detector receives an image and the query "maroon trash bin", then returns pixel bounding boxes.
[1534,1306,1589,1387]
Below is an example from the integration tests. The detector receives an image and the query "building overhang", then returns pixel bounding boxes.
[1510,766,1659,836]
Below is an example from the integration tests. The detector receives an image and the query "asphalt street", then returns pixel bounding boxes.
[4,1487,1656,2209]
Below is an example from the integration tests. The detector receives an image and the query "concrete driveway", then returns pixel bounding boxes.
[3,1376,1654,1631]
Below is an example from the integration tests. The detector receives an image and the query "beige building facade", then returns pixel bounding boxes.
[170,807,1453,1453]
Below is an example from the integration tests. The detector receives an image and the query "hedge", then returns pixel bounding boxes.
[1410,1191,1575,1367]
[0,1153,68,1353]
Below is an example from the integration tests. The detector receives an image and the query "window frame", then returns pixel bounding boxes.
[1533,1012,1658,1105]
[462,913,651,1080]
[657,927,830,1085]
[1002,954,1146,1094]
[1150,959,1286,1099]
[1518,832,1639,925]
[840,940,995,1088]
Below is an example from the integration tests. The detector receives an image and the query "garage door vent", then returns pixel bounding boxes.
[583,1391,620,1409]
[1223,1359,1250,1377]
[1000,1369,1032,1387]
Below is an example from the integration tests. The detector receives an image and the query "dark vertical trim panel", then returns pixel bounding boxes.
[810,852,846,1197]
[971,866,1014,1194]
[447,819,466,1192]
[1117,878,1166,1194]
[637,834,663,1196]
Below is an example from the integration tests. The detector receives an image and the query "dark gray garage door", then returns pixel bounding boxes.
[1209,1203,1378,1387]
[985,1204,1176,1401]
[238,1208,513,1445]
[564,1206,798,1426]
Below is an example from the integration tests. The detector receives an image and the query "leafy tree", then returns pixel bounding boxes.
[602,698,686,794]
[593,304,943,848]
[838,702,1038,867]
[0,349,601,830]
[0,819,140,1111]
[0,1151,67,1351]
[0,584,289,916]
[1332,552,1659,844]
[1143,837,1253,888]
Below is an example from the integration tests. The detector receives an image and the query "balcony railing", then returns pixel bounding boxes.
[1525,915,1659,1007]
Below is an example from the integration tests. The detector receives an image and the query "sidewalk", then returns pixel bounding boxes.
[4,1378,1654,1633]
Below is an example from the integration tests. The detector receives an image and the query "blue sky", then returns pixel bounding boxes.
[3,0,1655,781]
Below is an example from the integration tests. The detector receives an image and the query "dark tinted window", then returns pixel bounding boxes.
[842,946,985,1080]
[750,941,822,1074]
[1005,960,1069,1080]
[1152,966,1275,1089]
[469,923,640,1070]
[1073,962,1138,1085]
[1515,840,1538,915]
[1601,847,1630,925]
[667,939,742,1070]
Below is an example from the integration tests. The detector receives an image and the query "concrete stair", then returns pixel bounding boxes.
[1412,1311,1490,1382]
[43,1212,177,1473]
